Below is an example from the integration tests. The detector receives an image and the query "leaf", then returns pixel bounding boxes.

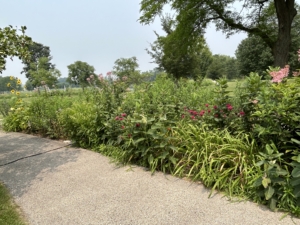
[293,184,300,198]
[265,186,275,200]
[291,138,300,145]
[269,197,277,211]
[291,177,300,187]
[148,154,154,165]
[255,160,265,167]
[265,144,273,155]
[292,167,300,178]
[253,177,262,187]
[134,138,145,145]
[168,156,177,165]
[262,177,271,188]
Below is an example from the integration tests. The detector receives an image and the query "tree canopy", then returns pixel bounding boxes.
[0,26,32,73]
[147,15,212,80]
[28,57,61,88]
[235,3,300,76]
[67,61,95,89]
[139,0,298,68]
[22,41,55,79]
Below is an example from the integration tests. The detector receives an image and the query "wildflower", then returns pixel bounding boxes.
[167,127,171,131]
[213,105,217,109]
[10,76,14,80]
[16,91,20,95]
[121,113,127,117]
[107,71,112,76]
[226,104,233,111]
[191,115,196,120]
[207,110,211,113]
[136,123,140,128]
[121,125,125,129]
[239,111,245,116]
[251,99,258,104]
[7,83,11,87]
[269,65,289,83]
[17,79,21,85]
[115,116,119,120]
[293,71,300,77]
[119,117,123,121]
[199,110,205,117]
[11,89,15,94]
[214,114,218,118]
[205,104,209,107]
[181,114,185,119]
[10,107,14,111]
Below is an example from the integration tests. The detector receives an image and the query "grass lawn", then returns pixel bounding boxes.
[0,183,28,225]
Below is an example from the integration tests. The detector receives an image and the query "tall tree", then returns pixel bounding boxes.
[67,61,95,89]
[22,42,55,79]
[206,54,238,80]
[147,15,212,80]
[0,26,32,73]
[28,57,61,88]
[139,0,298,68]
[113,57,139,80]
[235,3,300,76]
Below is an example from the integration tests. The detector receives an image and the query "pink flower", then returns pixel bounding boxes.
[205,104,209,107]
[119,117,123,121]
[181,114,185,119]
[191,115,196,120]
[121,113,127,117]
[121,125,125,129]
[115,116,119,120]
[269,65,289,83]
[226,104,233,111]
[239,111,245,116]
[207,110,211,113]
[107,71,112,76]
[213,105,218,109]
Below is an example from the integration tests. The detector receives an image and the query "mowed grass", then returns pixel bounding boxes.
[0,183,28,225]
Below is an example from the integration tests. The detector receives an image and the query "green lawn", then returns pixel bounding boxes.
[0,183,28,225]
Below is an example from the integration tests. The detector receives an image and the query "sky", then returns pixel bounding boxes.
[0,0,248,84]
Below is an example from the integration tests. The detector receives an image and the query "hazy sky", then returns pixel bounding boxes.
[0,0,247,83]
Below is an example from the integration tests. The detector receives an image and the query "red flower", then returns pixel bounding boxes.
[239,111,245,116]
[115,116,119,120]
[121,113,127,117]
[191,115,196,120]
[207,110,211,113]
[119,117,123,121]
[136,123,140,127]
[226,104,233,111]
[121,125,125,129]
[181,114,185,119]
[205,104,209,107]
[213,105,218,109]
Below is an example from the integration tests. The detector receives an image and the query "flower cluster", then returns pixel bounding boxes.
[269,65,289,83]
[182,103,245,122]
[115,113,127,121]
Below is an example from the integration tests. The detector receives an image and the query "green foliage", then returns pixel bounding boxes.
[0,26,32,73]
[0,76,22,92]
[0,182,28,225]
[206,55,238,80]
[67,61,95,89]
[28,57,61,88]
[139,0,298,67]
[22,41,55,79]
[147,15,212,80]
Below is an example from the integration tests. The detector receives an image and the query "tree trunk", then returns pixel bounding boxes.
[273,0,297,67]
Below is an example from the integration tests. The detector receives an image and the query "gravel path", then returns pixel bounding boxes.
[0,131,299,225]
